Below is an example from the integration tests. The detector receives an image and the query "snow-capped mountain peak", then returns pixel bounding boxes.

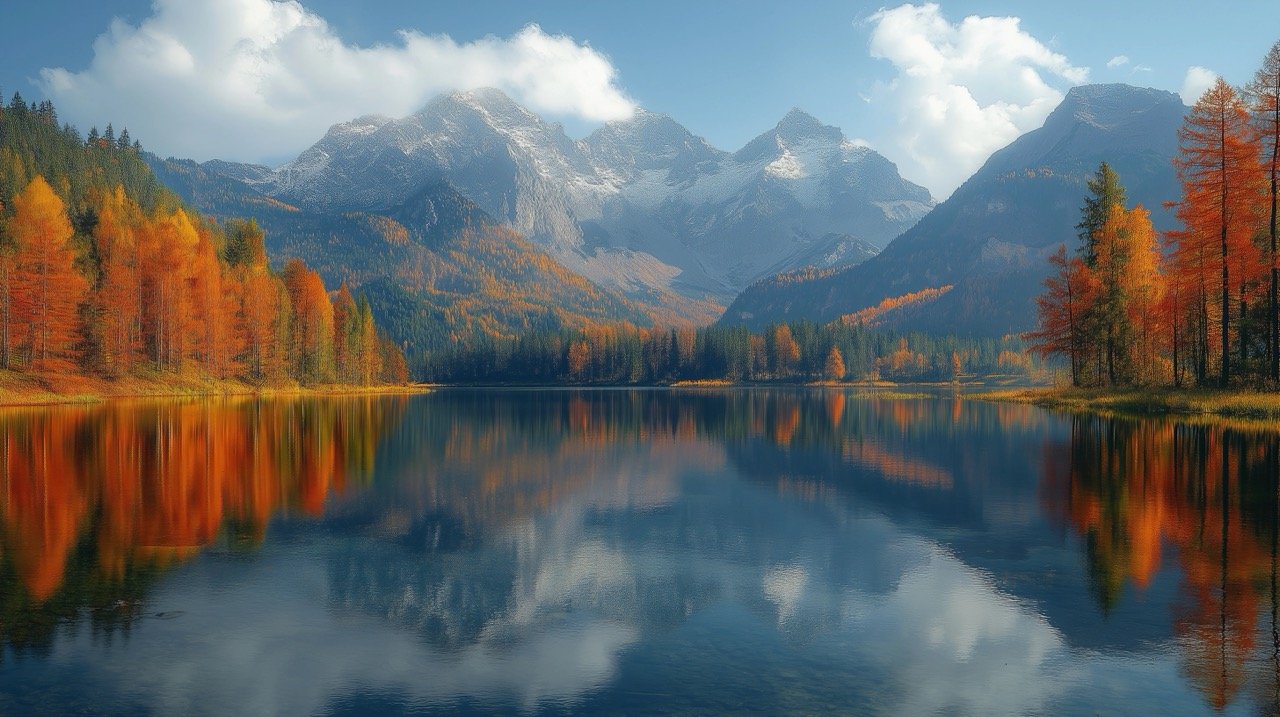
[773,108,841,143]
[223,88,934,302]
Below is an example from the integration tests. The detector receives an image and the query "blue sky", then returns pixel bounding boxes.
[2,1,1279,196]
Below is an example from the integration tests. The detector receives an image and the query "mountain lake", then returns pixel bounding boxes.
[0,388,1275,716]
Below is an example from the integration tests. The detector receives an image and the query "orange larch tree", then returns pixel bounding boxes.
[1093,204,1165,384]
[1174,79,1266,387]
[283,258,336,384]
[357,299,381,385]
[567,340,590,380]
[189,222,242,379]
[1125,207,1168,384]
[1247,40,1280,381]
[332,282,360,384]
[1028,246,1099,386]
[8,176,88,372]
[92,185,144,377]
[224,218,284,383]
[140,209,200,372]
[771,324,800,378]
[0,210,13,369]
[1166,210,1217,385]
[823,346,846,380]
[379,335,409,384]
[240,269,286,384]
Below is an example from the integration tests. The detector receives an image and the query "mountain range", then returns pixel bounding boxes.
[150,82,1188,350]
[161,88,931,308]
[722,84,1187,335]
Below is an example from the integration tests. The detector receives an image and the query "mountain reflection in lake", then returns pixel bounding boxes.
[0,389,1277,715]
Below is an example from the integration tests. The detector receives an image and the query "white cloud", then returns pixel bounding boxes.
[1179,66,1218,105]
[54,554,638,715]
[1132,64,1153,74]
[864,3,1088,198]
[39,0,636,163]
[1106,55,1129,69]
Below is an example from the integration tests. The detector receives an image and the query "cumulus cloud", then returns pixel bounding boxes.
[1106,55,1129,69]
[39,0,635,163]
[864,3,1088,198]
[1180,66,1218,105]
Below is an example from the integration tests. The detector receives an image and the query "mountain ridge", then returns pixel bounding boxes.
[721,83,1186,335]
[184,88,933,305]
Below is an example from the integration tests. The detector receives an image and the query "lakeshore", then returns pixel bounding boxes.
[15,373,1279,427]
[977,386,1280,420]
[0,369,431,407]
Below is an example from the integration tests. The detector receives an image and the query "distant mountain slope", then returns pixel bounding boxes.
[189,89,931,303]
[149,157,650,353]
[721,84,1186,335]
[580,107,931,294]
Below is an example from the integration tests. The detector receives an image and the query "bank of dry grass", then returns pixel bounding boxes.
[0,369,431,407]
[976,386,1280,420]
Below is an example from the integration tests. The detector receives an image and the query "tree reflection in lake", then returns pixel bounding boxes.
[3,389,1280,715]
[1043,414,1280,712]
[0,396,404,658]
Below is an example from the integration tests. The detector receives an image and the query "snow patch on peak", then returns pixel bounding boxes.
[450,86,520,109]
[325,115,391,139]
[765,143,807,180]
[454,89,543,129]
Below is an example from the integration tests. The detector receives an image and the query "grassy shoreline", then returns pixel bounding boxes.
[975,386,1280,420]
[0,370,432,407]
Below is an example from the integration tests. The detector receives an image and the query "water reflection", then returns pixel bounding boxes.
[2,390,1279,715]
[0,396,404,658]
[1043,414,1280,712]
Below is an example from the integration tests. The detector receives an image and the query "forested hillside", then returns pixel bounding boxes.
[148,156,659,358]
[0,94,406,389]
[428,321,1038,385]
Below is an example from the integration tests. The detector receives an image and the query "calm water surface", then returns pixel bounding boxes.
[1,389,1278,715]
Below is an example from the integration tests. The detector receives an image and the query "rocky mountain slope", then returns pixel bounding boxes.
[149,156,650,356]
[721,84,1187,335]
[190,89,932,305]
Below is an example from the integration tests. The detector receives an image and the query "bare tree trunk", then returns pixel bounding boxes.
[1222,117,1232,389]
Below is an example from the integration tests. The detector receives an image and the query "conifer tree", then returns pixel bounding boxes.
[283,258,335,384]
[9,176,88,372]
[332,282,360,384]
[1248,40,1280,381]
[0,212,13,369]
[92,186,144,376]
[823,346,846,380]
[357,298,381,385]
[1175,79,1266,387]
[1077,162,1128,267]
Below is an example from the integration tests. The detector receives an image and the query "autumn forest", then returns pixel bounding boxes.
[0,96,407,394]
